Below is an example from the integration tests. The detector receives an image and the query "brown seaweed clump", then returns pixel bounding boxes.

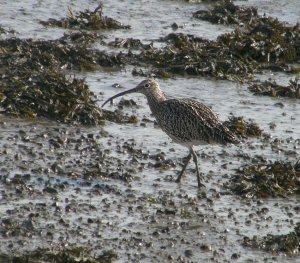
[0,37,126,71]
[0,247,117,263]
[248,78,300,99]
[218,17,300,66]
[132,67,173,79]
[243,222,300,256]
[193,0,258,25]
[0,35,127,124]
[40,3,130,30]
[138,15,300,80]
[59,31,103,45]
[108,38,145,49]
[138,33,254,81]
[0,68,103,125]
[0,25,16,35]
[194,1,300,72]
[223,116,264,138]
[101,109,139,125]
[229,160,300,198]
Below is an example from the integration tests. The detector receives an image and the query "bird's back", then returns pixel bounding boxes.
[153,98,239,147]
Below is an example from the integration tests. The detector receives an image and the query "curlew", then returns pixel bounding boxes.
[102,79,239,188]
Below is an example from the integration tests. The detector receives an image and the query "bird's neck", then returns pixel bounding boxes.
[146,90,166,114]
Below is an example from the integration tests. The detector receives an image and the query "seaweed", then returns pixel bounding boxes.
[0,25,16,35]
[223,116,264,138]
[218,17,300,65]
[0,37,125,71]
[243,222,300,255]
[1,217,34,238]
[60,31,103,45]
[138,33,254,81]
[102,109,139,125]
[0,32,128,124]
[132,67,173,79]
[229,160,300,198]
[40,3,130,30]
[193,1,300,73]
[136,16,300,79]
[0,67,103,125]
[1,247,117,263]
[248,78,300,99]
[108,38,145,49]
[193,0,258,25]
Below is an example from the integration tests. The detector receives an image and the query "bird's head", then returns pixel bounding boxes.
[102,78,160,108]
[133,79,160,96]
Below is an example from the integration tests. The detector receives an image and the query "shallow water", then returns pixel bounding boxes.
[1,0,300,262]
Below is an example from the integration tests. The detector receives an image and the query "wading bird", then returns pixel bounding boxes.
[102,79,239,188]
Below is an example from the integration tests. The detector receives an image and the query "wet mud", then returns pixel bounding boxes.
[1,1,300,262]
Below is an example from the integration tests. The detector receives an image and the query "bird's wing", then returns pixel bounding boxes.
[161,98,220,127]
[157,99,237,144]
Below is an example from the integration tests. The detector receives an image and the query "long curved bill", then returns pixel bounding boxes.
[101,87,138,108]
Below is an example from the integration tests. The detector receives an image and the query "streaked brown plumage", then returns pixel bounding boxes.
[102,79,239,188]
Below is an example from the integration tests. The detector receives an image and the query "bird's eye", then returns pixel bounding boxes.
[144,83,150,88]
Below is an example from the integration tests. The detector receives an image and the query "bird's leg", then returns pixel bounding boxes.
[175,150,192,183]
[190,148,205,188]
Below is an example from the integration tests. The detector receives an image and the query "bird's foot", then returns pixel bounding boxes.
[197,177,207,198]
[175,177,181,184]
[197,173,206,189]
[175,172,184,183]
[197,181,206,189]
